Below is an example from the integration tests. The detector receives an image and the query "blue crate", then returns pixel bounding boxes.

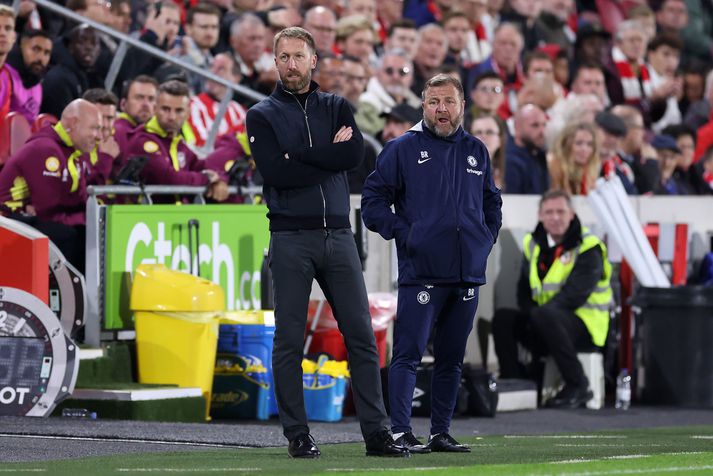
[218,324,278,416]
[304,374,347,422]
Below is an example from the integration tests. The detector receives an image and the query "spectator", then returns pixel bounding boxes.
[681,63,709,127]
[355,48,421,136]
[343,0,378,26]
[650,134,691,195]
[610,104,659,194]
[662,123,710,194]
[655,0,688,38]
[335,15,376,68]
[468,71,505,121]
[470,112,507,190]
[302,6,337,56]
[124,80,229,199]
[466,23,525,119]
[0,5,17,127]
[376,0,405,45]
[628,4,657,42]
[229,13,277,96]
[411,23,448,95]
[383,19,418,60]
[501,0,545,51]
[646,33,684,133]
[694,71,713,161]
[536,0,575,51]
[188,53,247,148]
[0,99,101,271]
[505,103,549,194]
[548,121,600,195]
[492,190,612,408]
[109,0,132,34]
[569,62,609,106]
[458,0,492,64]
[699,146,713,194]
[40,25,103,118]
[441,11,477,68]
[609,20,652,112]
[179,3,222,93]
[5,29,52,124]
[312,54,343,95]
[82,88,120,186]
[594,110,638,194]
[341,55,369,109]
[546,93,603,149]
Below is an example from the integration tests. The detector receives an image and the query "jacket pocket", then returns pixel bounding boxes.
[406,216,459,280]
[459,211,494,280]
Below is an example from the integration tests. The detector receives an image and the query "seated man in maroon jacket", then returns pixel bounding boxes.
[0,99,101,271]
[124,79,229,202]
[114,75,158,172]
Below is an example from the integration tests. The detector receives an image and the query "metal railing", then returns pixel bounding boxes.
[21,0,268,153]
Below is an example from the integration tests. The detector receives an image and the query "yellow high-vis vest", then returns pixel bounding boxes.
[523,229,612,347]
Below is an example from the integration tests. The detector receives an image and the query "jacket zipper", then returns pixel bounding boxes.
[287,89,327,228]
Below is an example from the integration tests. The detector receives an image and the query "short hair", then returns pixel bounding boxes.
[158,79,190,98]
[65,0,89,12]
[647,33,683,53]
[569,62,604,88]
[186,3,221,25]
[473,71,503,89]
[661,123,696,145]
[627,4,654,19]
[335,15,374,43]
[539,189,573,209]
[422,73,464,101]
[121,75,159,99]
[83,88,119,106]
[615,20,645,41]
[273,26,317,54]
[21,29,52,42]
[230,12,264,38]
[387,18,416,38]
[440,10,469,27]
[524,50,553,75]
[0,4,15,18]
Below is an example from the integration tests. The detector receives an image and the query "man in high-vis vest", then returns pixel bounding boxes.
[492,190,612,408]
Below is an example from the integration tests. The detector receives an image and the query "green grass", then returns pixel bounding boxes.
[3,426,713,475]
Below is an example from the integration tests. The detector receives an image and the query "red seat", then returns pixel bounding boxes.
[0,112,31,170]
[32,113,58,132]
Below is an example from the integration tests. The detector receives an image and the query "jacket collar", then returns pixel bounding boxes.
[409,120,464,142]
[272,80,320,102]
[533,215,583,251]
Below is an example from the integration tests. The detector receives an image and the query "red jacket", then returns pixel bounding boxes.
[0,123,88,225]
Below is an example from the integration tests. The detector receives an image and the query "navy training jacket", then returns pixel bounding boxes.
[245,81,363,231]
[361,122,503,286]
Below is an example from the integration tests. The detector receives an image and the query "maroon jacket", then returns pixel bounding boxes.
[124,117,210,186]
[204,133,251,203]
[0,123,88,225]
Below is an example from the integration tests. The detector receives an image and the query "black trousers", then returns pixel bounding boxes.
[491,306,595,387]
[269,228,388,441]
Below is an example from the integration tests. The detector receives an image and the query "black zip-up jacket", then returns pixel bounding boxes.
[245,81,364,231]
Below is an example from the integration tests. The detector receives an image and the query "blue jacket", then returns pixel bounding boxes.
[504,136,549,194]
[245,81,364,231]
[361,122,503,285]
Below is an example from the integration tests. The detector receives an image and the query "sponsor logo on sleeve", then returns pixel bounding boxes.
[42,157,61,178]
[143,141,159,153]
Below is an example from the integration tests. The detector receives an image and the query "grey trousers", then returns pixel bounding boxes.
[269,228,389,441]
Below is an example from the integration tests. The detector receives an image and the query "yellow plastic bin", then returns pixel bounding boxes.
[131,264,225,420]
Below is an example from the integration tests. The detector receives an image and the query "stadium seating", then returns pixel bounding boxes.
[0,112,32,170]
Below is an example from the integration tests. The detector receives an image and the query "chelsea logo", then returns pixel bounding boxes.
[467,155,477,167]
[417,291,430,305]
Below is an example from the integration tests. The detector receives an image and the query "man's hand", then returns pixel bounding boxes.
[99,136,120,158]
[202,169,220,184]
[144,6,170,44]
[207,180,230,201]
[333,125,353,143]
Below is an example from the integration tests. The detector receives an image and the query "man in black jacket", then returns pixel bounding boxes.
[245,27,408,459]
[492,190,612,409]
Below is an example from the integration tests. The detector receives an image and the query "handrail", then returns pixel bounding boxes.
[29,0,268,152]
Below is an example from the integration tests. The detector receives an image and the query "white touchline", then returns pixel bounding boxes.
[325,468,448,473]
[0,470,47,473]
[116,469,261,473]
[0,434,249,449]
[504,435,627,439]
[529,464,713,476]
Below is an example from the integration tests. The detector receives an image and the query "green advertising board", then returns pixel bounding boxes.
[103,204,270,329]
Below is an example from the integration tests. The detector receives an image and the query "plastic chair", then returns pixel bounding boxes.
[0,112,32,169]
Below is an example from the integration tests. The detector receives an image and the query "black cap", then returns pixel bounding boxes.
[575,22,612,49]
[380,103,422,125]
[595,111,628,137]
[651,134,681,153]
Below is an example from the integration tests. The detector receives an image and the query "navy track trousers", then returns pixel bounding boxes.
[389,284,479,435]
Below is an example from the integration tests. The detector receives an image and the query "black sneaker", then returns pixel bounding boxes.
[365,430,411,457]
[394,432,431,454]
[546,383,593,409]
[288,433,320,458]
[427,433,471,453]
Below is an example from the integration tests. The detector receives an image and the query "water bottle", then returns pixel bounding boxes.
[260,248,274,310]
[61,408,97,419]
[615,369,631,410]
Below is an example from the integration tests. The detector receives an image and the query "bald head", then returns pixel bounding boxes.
[514,104,547,150]
[61,99,102,153]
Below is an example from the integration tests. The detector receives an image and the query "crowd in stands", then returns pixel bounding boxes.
[2,0,713,268]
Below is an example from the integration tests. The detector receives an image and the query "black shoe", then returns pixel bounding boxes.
[427,433,471,453]
[288,433,320,458]
[394,432,431,454]
[546,384,593,409]
[365,430,411,457]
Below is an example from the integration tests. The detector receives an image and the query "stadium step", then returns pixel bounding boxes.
[496,379,538,412]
